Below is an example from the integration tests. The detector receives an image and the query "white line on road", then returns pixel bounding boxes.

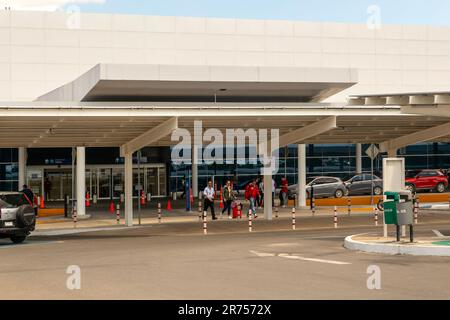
[278,253,351,265]
[249,250,276,257]
[249,250,351,265]
[0,240,64,249]
[433,230,445,238]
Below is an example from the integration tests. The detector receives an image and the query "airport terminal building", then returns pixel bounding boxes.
[1,10,450,217]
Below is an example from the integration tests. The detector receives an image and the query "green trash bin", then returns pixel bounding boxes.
[383,191,413,225]
[383,191,400,225]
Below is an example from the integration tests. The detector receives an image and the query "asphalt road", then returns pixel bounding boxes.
[1,212,450,300]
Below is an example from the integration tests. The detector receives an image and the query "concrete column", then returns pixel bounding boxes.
[297,144,307,209]
[388,149,398,158]
[356,143,362,174]
[124,152,133,227]
[192,144,198,198]
[18,147,26,190]
[264,174,273,220]
[76,147,86,216]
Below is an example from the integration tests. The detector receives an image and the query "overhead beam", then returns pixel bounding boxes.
[380,121,450,152]
[120,117,178,156]
[279,116,337,147]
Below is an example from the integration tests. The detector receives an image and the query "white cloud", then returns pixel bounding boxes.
[2,0,106,11]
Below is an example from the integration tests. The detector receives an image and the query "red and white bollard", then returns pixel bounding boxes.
[347,197,351,216]
[203,211,207,235]
[198,200,202,221]
[374,206,379,226]
[249,209,253,232]
[312,198,316,217]
[72,206,77,229]
[158,202,162,224]
[414,201,418,224]
[275,206,279,219]
[116,203,120,225]
[333,206,338,228]
[292,208,296,230]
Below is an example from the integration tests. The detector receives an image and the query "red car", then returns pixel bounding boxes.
[405,169,448,193]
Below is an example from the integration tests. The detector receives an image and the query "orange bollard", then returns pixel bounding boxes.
[109,201,115,214]
[167,198,172,211]
[140,191,146,206]
[39,195,45,209]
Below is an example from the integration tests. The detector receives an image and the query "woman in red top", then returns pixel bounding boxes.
[280,177,289,208]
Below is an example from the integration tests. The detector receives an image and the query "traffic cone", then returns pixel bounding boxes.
[140,191,146,206]
[85,191,91,208]
[109,201,115,214]
[40,195,45,209]
[167,198,172,211]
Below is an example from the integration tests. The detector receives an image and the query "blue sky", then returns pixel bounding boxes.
[65,0,450,26]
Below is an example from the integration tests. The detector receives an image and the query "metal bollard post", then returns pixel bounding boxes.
[275,206,279,219]
[347,197,351,216]
[203,211,207,235]
[333,206,338,228]
[116,203,120,224]
[158,202,162,224]
[312,197,316,217]
[374,206,379,226]
[249,209,253,232]
[292,208,296,230]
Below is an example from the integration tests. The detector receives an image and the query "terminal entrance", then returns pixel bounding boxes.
[26,165,167,201]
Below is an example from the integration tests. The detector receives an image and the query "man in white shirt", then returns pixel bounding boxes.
[203,180,217,220]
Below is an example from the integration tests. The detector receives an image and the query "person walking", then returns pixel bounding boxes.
[203,180,217,220]
[44,177,52,201]
[258,177,264,208]
[245,180,260,218]
[222,180,235,219]
[280,177,289,208]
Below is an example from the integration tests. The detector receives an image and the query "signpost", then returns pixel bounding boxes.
[365,144,380,205]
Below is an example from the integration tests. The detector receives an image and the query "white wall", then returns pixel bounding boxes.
[1,10,450,102]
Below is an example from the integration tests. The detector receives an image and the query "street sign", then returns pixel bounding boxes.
[365,144,380,160]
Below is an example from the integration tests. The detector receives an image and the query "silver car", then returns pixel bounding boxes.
[0,192,36,244]
[288,176,348,199]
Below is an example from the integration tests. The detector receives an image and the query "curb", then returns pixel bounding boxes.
[344,234,450,256]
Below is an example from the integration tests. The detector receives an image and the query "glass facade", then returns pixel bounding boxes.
[2,143,450,194]
[0,148,18,191]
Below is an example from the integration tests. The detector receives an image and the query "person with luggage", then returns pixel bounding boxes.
[222,180,236,219]
[203,180,217,220]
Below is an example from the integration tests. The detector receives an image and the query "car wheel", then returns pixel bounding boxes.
[405,184,415,193]
[436,182,446,193]
[373,186,383,196]
[10,236,26,244]
[334,189,344,198]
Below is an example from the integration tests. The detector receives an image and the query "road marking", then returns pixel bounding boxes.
[433,230,445,238]
[249,250,276,257]
[278,253,351,265]
[250,250,350,265]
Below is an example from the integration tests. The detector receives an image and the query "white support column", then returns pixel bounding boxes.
[192,144,198,198]
[382,157,405,238]
[124,152,133,227]
[76,147,86,216]
[18,147,26,190]
[297,144,307,209]
[264,174,273,220]
[356,143,362,174]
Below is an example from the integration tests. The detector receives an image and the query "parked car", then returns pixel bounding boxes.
[0,192,36,244]
[288,176,348,199]
[345,174,383,196]
[405,169,448,193]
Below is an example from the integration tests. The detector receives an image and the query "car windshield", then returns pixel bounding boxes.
[0,194,28,209]
[306,178,316,185]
